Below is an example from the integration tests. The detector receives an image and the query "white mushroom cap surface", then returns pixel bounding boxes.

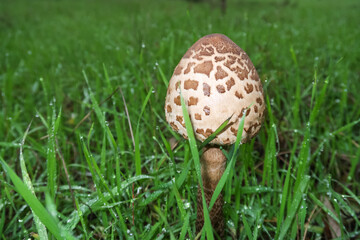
[165,34,265,145]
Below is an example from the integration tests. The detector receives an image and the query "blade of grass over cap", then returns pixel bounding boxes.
[198,114,233,150]
[180,92,213,239]
[209,111,246,211]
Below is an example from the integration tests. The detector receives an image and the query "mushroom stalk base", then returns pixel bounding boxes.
[196,147,226,238]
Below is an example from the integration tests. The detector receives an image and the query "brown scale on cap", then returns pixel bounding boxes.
[188,96,198,106]
[226,77,235,91]
[203,83,211,97]
[195,113,202,120]
[216,85,226,93]
[194,61,213,77]
[244,83,254,94]
[184,79,199,90]
[174,65,183,76]
[215,66,228,80]
[203,106,211,115]
[184,62,195,74]
[196,128,214,138]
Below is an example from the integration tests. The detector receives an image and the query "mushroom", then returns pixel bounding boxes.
[164,33,265,237]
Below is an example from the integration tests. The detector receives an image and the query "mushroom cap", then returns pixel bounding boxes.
[165,33,265,145]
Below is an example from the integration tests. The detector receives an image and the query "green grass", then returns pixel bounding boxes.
[1,0,360,239]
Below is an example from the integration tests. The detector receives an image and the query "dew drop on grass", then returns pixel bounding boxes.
[141,43,146,48]
[136,186,142,195]
[227,220,235,228]
[270,98,274,105]
[327,191,332,198]
[183,201,190,209]
[18,219,23,223]
[152,89,155,93]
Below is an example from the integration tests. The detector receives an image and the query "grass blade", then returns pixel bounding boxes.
[308,193,340,224]
[135,86,153,175]
[47,106,60,200]
[209,112,246,211]
[153,205,176,240]
[198,114,233,150]
[19,121,48,239]
[180,92,213,240]
[275,152,293,239]
[279,175,310,240]
[179,213,191,240]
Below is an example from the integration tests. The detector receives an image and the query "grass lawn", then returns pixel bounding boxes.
[1,0,359,239]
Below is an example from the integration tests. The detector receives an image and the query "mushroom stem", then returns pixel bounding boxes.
[196,147,226,238]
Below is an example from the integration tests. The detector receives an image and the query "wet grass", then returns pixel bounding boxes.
[0,0,360,239]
